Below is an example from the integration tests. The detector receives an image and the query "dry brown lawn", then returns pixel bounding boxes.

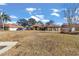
[0,30,79,56]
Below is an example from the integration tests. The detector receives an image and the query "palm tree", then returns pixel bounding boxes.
[0,12,11,30]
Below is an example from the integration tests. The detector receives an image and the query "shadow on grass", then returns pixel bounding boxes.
[60,32,79,35]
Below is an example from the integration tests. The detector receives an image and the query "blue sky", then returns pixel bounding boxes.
[0,3,79,25]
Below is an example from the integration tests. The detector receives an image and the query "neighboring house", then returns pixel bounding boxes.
[61,24,79,32]
[32,24,61,31]
[7,24,18,31]
[0,23,18,31]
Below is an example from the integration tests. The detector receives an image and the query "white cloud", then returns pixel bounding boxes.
[35,15,49,23]
[0,3,7,5]
[25,18,29,20]
[41,19,49,23]
[51,13,60,17]
[35,15,44,19]
[55,22,63,26]
[26,8,37,14]
[31,16,40,21]
[10,15,18,19]
[25,8,42,15]
[30,14,49,23]
[51,9,60,13]
[50,9,60,17]
[64,17,67,20]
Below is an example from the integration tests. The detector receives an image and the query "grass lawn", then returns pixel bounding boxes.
[0,31,79,56]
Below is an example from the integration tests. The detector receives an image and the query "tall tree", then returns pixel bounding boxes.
[17,18,28,27]
[37,21,43,24]
[46,20,54,25]
[0,12,11,30]
[63,8,76,32]
[28,18,37,26]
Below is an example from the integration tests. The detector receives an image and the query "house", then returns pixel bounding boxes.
[61,24,79,33]
[32,24,61,31]
[6,24,18,31]
[0,23,18,31]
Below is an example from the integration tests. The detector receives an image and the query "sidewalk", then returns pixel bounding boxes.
[0,42,17,55]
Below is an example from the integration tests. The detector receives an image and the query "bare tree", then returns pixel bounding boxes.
[63,8,76,32]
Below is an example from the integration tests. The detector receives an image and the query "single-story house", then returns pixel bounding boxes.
[32,24,61,31]
[61,24,79,32]
[7,24,18,31]
[0,23,18,31]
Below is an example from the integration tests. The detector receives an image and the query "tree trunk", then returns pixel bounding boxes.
[2,20,4,30]
[69,28,72,32]
[68,23,72,32]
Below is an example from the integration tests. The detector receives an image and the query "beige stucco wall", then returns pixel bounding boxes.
[9,28,17,31]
